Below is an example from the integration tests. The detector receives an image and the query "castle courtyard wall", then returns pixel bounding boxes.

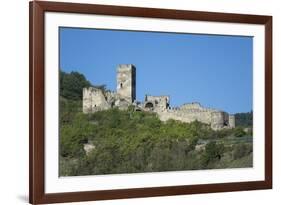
[157,109,213,124]
[156,106,229,130]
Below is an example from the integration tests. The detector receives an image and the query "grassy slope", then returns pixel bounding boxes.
[59,99,253,176]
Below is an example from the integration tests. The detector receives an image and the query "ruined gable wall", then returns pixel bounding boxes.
[83,88,92,113]
[145,95,169,111]
[105,91,117,105]
[83,87,110,113]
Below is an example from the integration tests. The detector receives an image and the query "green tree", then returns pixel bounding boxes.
[60,70,92,100]
[202,141,225,166]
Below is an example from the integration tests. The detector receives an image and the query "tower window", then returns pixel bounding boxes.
[120,83,123,88]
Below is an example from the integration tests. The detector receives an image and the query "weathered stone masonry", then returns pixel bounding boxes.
[83,64,235,130]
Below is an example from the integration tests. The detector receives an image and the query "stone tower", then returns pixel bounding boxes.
[228,115,235,128]
[116,64,136,103]
[211,111,227,130]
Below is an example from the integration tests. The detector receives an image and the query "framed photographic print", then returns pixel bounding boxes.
[29,1,272,204]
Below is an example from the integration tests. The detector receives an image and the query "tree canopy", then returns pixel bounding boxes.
[60,70,92,100]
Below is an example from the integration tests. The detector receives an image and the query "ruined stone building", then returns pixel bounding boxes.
[83,64,235,130]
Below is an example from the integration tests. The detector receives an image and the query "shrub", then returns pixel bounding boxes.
[202,141,225,166]
[233,144,252,160]
[233,127,246,138]
[59,97,252,175]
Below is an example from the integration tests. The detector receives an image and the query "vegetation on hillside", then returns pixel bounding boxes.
[60,70,107,101]
[59,70,253,176]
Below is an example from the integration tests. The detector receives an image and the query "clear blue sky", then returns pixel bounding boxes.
[59,27,253,114]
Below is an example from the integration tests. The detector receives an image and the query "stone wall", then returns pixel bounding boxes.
[145,95,170,112]
[180,102,205,110]
[82,87,110,113]
[105,91,117,105]
[211,111,228,130]
[155,103,231,130]
[157,109,213,124]
[229,115,235,128]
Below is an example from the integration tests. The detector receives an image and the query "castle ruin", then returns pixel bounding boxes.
[83,64,235,130]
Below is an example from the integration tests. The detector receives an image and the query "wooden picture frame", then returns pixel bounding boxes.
[29,1,272,204]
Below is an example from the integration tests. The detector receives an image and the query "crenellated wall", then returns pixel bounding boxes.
[154,102,231,130]
[157,109,213,124]
[149,102,232,130]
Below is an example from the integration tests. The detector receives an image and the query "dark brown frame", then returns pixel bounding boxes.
[29,1,272,204]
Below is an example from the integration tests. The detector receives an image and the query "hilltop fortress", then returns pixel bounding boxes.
[83,64,235,130]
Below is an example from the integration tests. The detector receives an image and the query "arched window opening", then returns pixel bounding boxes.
[145,102,154,108]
